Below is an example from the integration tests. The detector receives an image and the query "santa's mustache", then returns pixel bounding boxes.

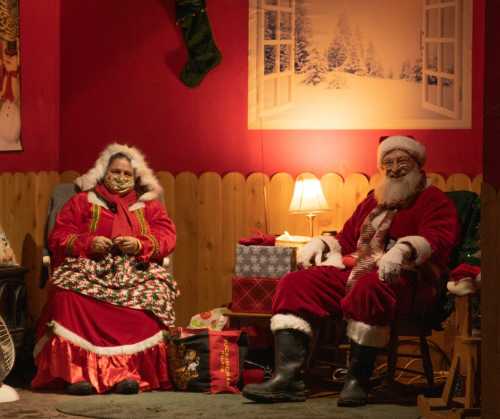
[374,168,424,207]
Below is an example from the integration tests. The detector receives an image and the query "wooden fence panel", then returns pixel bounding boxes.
[340,173,370,227]
[428,173,446,191]
[245,173,270,235]
[319,173,344,234]
[472,175,483,196]
[173,172,199,326]
[197,173,224,315]
[156,171,176,218]
[268,173,295,236]
[221,173,247,295]
[446,173,472,192]
[60,170,79,184]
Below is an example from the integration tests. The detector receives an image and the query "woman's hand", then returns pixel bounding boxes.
[113,236,142,255]
[91,236,113,254]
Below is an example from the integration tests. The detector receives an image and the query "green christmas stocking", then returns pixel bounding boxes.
[176,0,222,88]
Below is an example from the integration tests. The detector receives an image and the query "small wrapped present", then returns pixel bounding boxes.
[235,244,296,278]
[188,308,229,331]
[0,225,17,266]
[275,231,310,248]
[231,276,279,314]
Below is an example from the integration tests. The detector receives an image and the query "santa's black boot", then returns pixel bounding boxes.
[242,329,309,403]
[337,341,378,407]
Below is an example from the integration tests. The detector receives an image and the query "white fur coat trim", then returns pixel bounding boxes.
[75,143,162,202]
[396,235,432,265]
[377,136,426,168]
[346,319,390,348]
[33,321,166,357]
[270,314,312,336]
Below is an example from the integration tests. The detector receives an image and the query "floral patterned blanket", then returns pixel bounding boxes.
[51,254,179,326]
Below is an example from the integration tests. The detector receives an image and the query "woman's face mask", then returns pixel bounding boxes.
[104,157,135,194]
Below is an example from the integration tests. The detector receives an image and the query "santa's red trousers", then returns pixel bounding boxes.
[272,266,438,326]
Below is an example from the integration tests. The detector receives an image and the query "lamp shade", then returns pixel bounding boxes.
[288,178,330,214]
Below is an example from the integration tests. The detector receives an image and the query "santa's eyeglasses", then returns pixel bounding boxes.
[381,156,414,170]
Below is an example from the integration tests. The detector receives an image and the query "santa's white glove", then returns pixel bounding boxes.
[318,236,345,269]
[297,237,326,268]
[377,242,411,284]
[320,251,345,269]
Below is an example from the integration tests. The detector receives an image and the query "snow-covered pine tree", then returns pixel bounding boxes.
[411,57,423,82]
[353,26,367,76]
[303,48,328,86]
[374,61,385,78]
[343,26,366,76]
[327,36,346,70]
[365,41,384,77]
[327,13,352,72]
[399,59,412,80]
[264,10,277,41]
[295,0,312,73]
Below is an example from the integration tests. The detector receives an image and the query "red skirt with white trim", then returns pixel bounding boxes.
[31,287,173,393]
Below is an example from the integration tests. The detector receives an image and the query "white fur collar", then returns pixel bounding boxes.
[75,143,162,202]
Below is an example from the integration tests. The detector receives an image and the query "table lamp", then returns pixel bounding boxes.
[288,177,330,237]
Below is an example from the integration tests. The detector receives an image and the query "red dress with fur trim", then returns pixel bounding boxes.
[32,191,176,393]
[273,186,459,326]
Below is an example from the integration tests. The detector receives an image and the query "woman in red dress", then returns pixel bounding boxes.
[32,144,178,395]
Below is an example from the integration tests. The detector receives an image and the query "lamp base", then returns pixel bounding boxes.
[306,214,316,237]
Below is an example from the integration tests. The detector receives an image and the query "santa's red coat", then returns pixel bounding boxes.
[273,186,459,327]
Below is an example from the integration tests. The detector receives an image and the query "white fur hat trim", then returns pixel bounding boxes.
[75,143,162,202]
[377,136,426,168]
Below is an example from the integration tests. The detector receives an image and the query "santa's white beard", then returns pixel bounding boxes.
[375,168,424,207]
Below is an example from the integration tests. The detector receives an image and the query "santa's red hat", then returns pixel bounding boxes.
[377,136,426,169]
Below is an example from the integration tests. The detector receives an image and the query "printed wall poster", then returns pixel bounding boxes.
[248,0,472,130]
[0,0,21,151]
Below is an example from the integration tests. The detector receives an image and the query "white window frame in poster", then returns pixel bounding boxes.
[422,0,469,121]
[249,0,295,126]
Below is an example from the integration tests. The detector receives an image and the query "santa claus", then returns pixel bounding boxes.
[242,136,459,407]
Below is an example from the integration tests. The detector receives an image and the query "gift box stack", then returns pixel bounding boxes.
[231,244,297,314]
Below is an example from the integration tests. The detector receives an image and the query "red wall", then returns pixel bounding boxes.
[1,0,60,172]
[7,0,484,176]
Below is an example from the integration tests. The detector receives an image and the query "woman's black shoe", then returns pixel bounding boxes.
[66,381,94,395]
[115,379,139,394]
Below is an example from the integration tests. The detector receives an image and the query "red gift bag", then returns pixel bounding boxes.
[168,328,246,394]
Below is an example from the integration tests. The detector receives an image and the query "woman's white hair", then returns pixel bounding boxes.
[74,143,162,202]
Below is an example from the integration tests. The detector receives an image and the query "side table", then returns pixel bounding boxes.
[0,266,28,350]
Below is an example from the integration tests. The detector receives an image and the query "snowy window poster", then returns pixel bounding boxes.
[0,0,21,151]
[248,0,472,130]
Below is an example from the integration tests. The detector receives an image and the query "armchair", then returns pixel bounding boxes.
[40,183,172,289]
[384,190,480,389]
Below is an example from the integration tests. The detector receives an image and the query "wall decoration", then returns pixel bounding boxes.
[248,0,472,130]
[0,0,21,151]
[176,0,222,88]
